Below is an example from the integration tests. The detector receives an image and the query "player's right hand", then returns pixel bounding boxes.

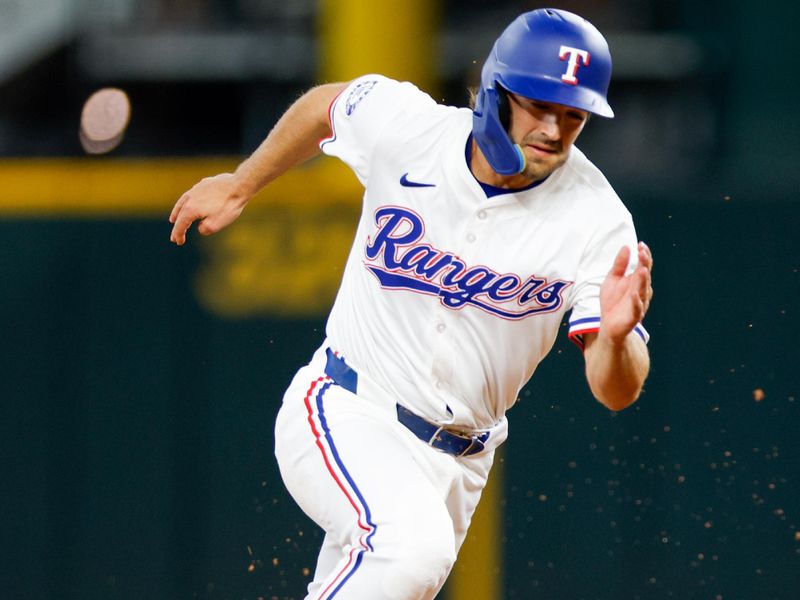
[169,173,248,246]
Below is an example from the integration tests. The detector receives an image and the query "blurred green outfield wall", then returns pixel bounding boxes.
[0,189,797,600]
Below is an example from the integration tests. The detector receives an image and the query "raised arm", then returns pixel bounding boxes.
[169,81,349,245]
[582,242,653,411]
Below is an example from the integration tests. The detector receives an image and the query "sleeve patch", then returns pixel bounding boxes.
[345,79,378,116]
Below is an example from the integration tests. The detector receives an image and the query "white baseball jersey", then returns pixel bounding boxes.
[318,74,648,433]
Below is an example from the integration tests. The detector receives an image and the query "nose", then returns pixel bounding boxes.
[538,112,562,140]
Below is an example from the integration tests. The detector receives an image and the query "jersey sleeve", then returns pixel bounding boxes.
[567,216,650,350]
[318,75,437,185]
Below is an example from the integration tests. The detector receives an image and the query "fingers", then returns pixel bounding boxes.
[636,241,654,311]
[170,204,203,246]
[168,173,237,245]
[197,216,217,236]
[609,245,631,278]
[637,241,653,273]
[600,243,654,339]
[634,266,649,300]
[172,204,229,242]
[169,192,194,245]
[169,186,211,244]
[170,213,192,246]
[169,193,189,224]
[629,287,645,322]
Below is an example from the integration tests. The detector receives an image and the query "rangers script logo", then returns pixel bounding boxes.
[364,206,572,320]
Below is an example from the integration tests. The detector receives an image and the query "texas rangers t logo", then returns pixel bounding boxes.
[559,45,590,85]
[364,206,572,320]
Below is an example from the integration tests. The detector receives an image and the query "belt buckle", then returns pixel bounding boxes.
[419,413,487,457]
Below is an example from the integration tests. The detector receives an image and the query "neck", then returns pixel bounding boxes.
[469,138,537,189]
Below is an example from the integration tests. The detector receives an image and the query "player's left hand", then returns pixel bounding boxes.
[598,242,653,344]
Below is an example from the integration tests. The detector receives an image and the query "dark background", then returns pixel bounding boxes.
[1,1,798,598]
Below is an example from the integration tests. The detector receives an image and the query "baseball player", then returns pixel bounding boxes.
[169,8,653,599]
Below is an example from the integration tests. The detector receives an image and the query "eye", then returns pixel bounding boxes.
[566,111,586,122]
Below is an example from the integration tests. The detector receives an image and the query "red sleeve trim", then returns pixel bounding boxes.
[568,327,600,351]
[318,89,346,148]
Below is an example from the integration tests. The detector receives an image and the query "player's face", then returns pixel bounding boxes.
[506,94,588,181]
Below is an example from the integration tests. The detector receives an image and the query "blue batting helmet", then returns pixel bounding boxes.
[473,9,614,175]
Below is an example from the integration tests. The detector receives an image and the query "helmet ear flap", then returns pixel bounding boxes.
[473,86,526,175]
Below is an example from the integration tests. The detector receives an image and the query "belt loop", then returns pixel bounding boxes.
[428,426,445,446]
[459,437,476,457]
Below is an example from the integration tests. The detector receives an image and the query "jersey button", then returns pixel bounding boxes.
[477,210,487,220]
[436,323,446,333]
[435,380,444,390]
[466,232,476,243]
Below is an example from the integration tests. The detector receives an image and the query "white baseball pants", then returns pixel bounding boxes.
[274,346,500,599]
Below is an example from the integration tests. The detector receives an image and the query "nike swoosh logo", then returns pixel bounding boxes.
[399,172,436,188]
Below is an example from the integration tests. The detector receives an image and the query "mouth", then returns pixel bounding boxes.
[526,143,559,158]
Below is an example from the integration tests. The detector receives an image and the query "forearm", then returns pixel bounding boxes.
[168,82,349,245]
[583,330,650,411]
[230,82,348,201]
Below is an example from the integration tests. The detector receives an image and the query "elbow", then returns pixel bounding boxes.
[593,387,642,412]
[587,372,645,412]
[583,335,650,412]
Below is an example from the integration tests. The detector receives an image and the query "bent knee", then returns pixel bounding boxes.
[381,531,456,599]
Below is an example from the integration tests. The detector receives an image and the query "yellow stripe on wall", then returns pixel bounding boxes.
[0,157,232,216]
[0,157,360,217]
